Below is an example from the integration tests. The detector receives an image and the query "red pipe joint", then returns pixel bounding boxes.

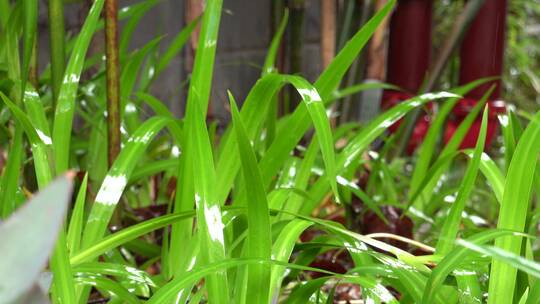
[383,0,433,154]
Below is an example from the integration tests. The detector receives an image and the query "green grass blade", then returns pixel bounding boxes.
[422,230,524,303]
[409,78,496,200]
[525,279,540,304]
[488,111,540,304]
[0,127,22,218]
[261,8,288,148]
[87,119,108,185]
[462,240,540,279]
[52,0,105,174]
[214,74,313,203]
[229,92,272,304]
[279,137,319,218]
[129,158,179,184]
[188,93,230,303]
[0,92,74,304]
[146,258,368,304]
[71,210,211,265]
[269,219,313,302]
[411,87,492,211]
[73,262,156,289]
[500,109,523,171]
[21,0,37,94]
[0,91,52,188]
[262,9,288,75]
[121,37,162,134]
[81,116,172,249]
[5,3,21,95]
[287,77,339,201]
[186,0,221,114]
[120,37,161,105]
[334,92,454,169]
[67,174,88,256]
[47,0,66,103]
[221,75,341,206]
[49,228,77,304]
[23,85,51,140]
[464,149,505,203]
[135,92,183,144]
[0,0,9,29]
[435,106,488,254]
[169,0,223,281]
[74,276,141,304]
[284,277,336,304]
[256,0,396,196]
[300,92,458,215]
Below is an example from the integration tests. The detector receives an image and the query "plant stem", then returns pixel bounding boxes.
[321,0,336,126]
[321,0,336,69]
[29,37,38,88]
[105,0,120,167]
[48,0,66,106]
[0,0,9,30]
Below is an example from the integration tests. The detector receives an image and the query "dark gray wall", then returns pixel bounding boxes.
[37,0,324,120]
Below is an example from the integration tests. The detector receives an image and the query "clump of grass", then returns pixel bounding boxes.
[0,0,539,303]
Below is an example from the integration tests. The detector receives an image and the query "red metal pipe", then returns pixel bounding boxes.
[384,0,433,154]
[446,0,508,149]
[459,0,507,100]
[386,0,433,93]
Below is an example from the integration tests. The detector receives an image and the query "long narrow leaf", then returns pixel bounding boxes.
[53,0,105,174]
[436,106,489,254]
[488,110,540,303]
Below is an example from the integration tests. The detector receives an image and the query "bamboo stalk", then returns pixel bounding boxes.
[48,0,66,105]
[105,0,120,167]
[321,0,336,126]
[321,0,336,69]
[366,0,390,81]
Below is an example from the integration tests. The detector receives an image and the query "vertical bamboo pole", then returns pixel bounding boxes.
[321,0,336,125]
[105,0,120,167]
[48,0,66,105]
[459,0,507,100]
[453,0,507,149]
[320,0,335,69]
[366,0,390,81]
